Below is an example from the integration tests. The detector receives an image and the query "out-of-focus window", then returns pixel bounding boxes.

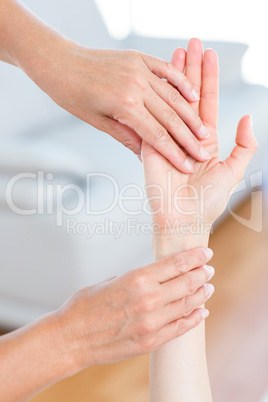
[95,0,268,87]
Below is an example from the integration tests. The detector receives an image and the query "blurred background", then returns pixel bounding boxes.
[0,1,267,401]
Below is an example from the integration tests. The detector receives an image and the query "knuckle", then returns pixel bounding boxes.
[195,249,207,267]
[176,319,187,336]
[128,271,147,290]
[154,127,169,144]
[171,254,188,275]
[135,274,147,289]
[169,88,182,105]
[182,295,192,316]
[163,108,180,127]
[121,93,139,110]
[201,91,217,101]
[138,317,156,336]
[164,61,174,74]
[120,137,139,153]
[141,294,158,313]
[186,273,197,294]
[162,61,173,75]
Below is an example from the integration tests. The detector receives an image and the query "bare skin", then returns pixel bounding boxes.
[0,0,212,172]
[142,38,257,402]
[0,248,213,401]
[0,2,256,400]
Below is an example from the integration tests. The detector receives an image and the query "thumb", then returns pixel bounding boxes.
[224,115,258,183]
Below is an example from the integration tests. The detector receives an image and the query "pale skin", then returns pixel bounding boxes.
[0,0,213,172]
[142,38,258,401]
[0,249,214,401]
[0,3,217,399]
[0,2,257,401]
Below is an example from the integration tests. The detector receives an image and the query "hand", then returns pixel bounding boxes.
[54,247,214,371]
[26,41,213,172]
[142,39,257,249]
[1,1,212,171]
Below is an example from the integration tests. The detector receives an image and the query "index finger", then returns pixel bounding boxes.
[199,49,219,131]
[142,53,200,103]
[185,38,203,114]
[144,247,213,283]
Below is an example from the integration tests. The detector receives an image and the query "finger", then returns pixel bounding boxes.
[145,89,211,160]
[199,49,219,132]
[160,283,214,326]
[151,308,209,349]
[144,247,213,283]
[185,38,203,114]
[142,53,200,102]
[224,115,258,183]
[149,77,210,141]
[162,265,215,304]
[100,116,142,155]
[171,47,186,73]
[129,108,195,173]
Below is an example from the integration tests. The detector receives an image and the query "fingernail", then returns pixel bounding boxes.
[202,309,210,319]
[203,248,213,260]
[204,283,215,296]
[192,89,200,101]
[200,147,211,160]
[200,124,210,138]
[185,158,194,172]
[204,265,215,279]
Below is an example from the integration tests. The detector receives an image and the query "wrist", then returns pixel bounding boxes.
[152,230,210,260]
[13,24,69,85]
[0,313,78,401]
[33,313,79,381]
[0,0,70,75]
[46,311,85,378]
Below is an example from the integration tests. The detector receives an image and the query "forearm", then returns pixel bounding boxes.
[0,0,69,78]
[150,232,212,402]
[0,313,76,401]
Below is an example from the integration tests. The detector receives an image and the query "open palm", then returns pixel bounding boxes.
[142,39,257,231]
